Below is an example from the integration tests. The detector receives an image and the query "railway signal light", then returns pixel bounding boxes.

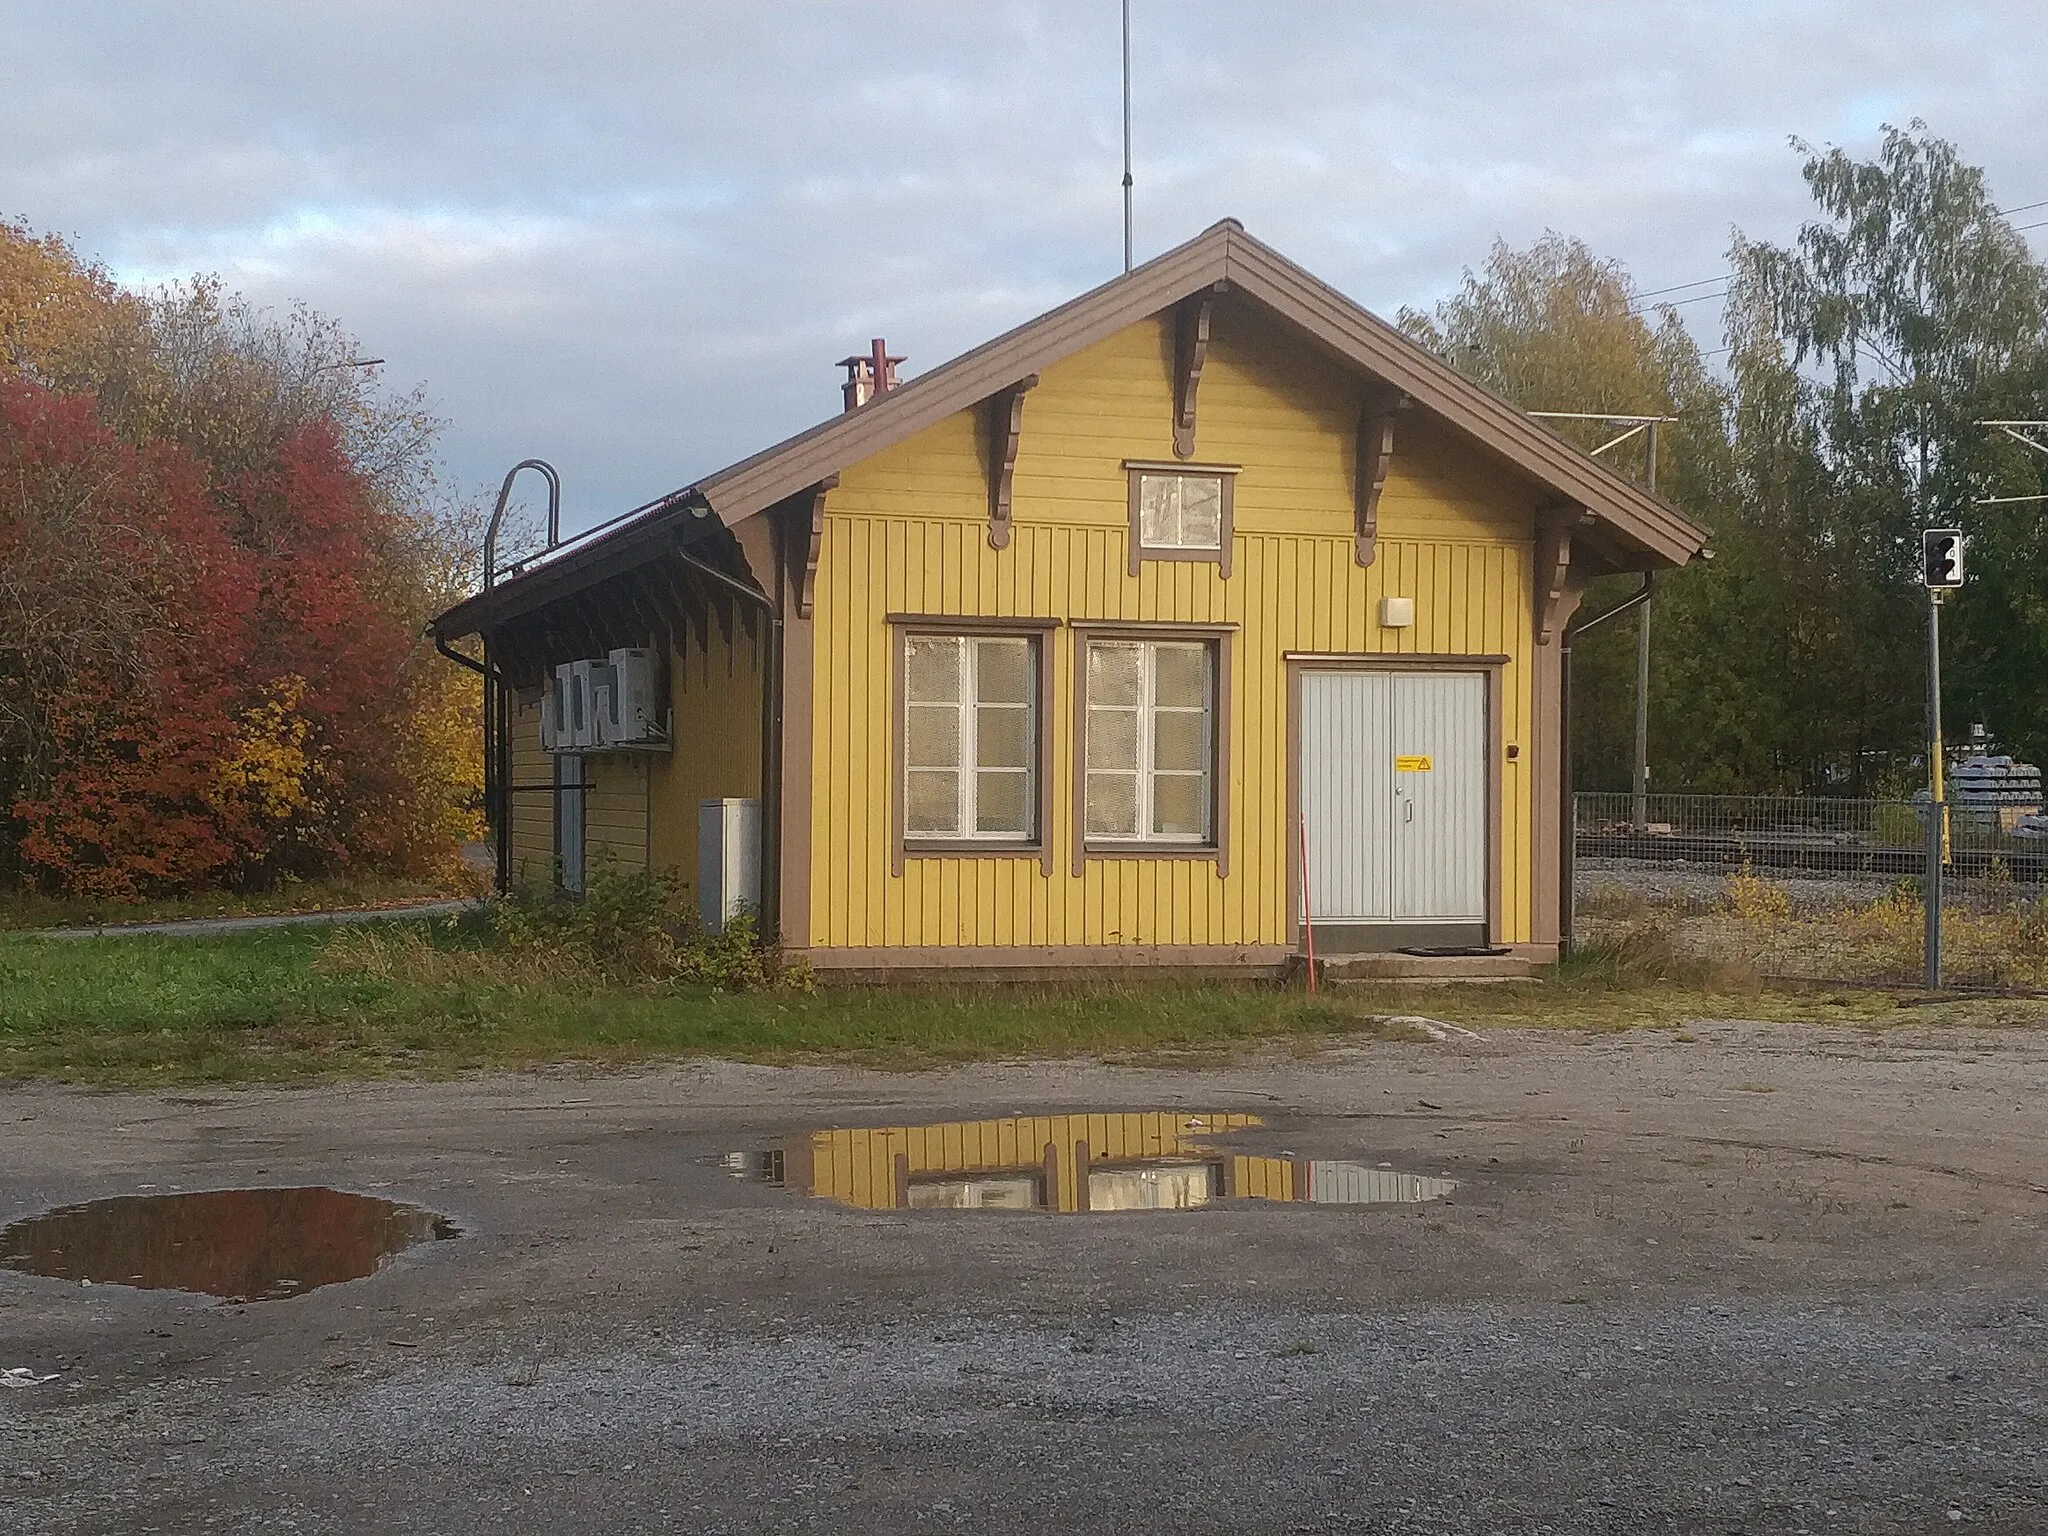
[1923,528,1964,589]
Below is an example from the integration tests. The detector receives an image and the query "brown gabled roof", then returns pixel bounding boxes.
[435,219,1707,640]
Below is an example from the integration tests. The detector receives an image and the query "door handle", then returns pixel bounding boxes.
[1404,800,1414,823]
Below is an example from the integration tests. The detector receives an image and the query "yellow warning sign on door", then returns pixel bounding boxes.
[1394,754,1434,772]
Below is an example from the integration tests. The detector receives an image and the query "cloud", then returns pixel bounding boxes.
[4,0,2044,526]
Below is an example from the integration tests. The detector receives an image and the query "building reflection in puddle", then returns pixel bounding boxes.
[725,1112,1454,1213]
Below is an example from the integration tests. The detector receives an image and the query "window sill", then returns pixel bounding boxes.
[903,841,1045,858]
[1082,843,1221,860]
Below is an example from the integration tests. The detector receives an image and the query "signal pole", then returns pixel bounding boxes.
[1927,586,1946,817]
[1920,527,1964,990]
[1633,421,1657,829]
[1925,585,1945,989]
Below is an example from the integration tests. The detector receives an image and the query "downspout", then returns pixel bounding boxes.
[434,633,487,677]
[1558,571,1655,954]
[434,630,510,894]
[673,539,783,943]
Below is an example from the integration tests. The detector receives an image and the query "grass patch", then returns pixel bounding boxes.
[0,872,473,932]
[0,914,1961,1087]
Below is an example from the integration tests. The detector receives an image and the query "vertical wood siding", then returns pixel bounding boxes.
[805,297,1542,951]
[507,697,554,885]
[505,627,759,893]
[648,625,763,902]
[505,695,674,888]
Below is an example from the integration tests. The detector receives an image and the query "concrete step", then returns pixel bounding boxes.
[1316,950,1542,984]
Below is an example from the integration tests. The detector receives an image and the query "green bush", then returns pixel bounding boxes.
[483,864,784,990]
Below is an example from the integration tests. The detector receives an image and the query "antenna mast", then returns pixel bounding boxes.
[1121,0,1133,274]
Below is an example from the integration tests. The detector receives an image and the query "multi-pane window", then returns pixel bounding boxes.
[1135,472,1225,551]
[903,635,1037,841]
[1084,640,1214,842]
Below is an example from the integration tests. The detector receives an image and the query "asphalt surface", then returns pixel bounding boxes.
[3,1020,2046,1533]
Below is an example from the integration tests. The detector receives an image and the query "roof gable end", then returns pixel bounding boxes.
[434,220,1705,640]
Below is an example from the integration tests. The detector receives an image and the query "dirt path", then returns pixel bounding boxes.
[23,898,472,939]
[3,1020,2045,1532]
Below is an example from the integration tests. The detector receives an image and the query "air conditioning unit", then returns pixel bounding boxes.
[539,673,562,751]
[541,650,666,753]
[541,660,605,751]
[698,798,762,934]
[597,647,667,748]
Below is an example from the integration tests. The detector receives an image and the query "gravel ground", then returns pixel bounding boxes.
[4,1021,2047,1532]
[1579,855,2044,916]
[1577,856,1903,915]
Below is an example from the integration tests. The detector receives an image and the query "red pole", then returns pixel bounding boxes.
[1298,811,1317,994]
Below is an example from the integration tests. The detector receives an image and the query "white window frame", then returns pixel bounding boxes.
[1123,462,1239,577]
[1083,638,1216,845]
[901,633,1039,845]
[1135,471,1226,552]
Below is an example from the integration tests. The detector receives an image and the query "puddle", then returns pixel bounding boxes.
[0,1187,458,1302]
[726,1112,1454,1213]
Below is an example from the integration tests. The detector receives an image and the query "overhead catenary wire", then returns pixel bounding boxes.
[1627,205,2048,316]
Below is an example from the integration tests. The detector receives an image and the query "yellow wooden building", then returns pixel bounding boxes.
[432,220,1706,978]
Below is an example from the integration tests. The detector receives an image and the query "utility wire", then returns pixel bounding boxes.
[1631,199,2048,309]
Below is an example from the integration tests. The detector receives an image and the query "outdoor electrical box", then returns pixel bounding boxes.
[1923,528,1965,589]
[698,798,762,934]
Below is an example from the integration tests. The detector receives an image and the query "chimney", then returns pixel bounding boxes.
[838,337,905,411]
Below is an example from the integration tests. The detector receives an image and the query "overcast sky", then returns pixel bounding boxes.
[7,2,2045,532]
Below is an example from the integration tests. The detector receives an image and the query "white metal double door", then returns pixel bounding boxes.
[1299,669,1487,926]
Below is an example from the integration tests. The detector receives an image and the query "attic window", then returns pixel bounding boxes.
[1125,463,1238,577]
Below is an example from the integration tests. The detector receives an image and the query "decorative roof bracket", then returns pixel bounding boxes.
[985,374,1038,550]
[1535,505,1590,644]
[1172,290,1219,459]
[1354,390,1406,567]
[793,475,839,620]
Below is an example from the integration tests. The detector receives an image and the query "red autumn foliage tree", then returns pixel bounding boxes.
[1,221,484,900]
[2,381,254,895]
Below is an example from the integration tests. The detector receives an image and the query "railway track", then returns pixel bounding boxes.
[1576,831,2048,883]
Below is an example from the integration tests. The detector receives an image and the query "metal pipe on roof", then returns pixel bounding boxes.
[484,459,562,589]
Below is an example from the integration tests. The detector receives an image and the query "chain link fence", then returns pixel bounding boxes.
[1572,793,2048,990]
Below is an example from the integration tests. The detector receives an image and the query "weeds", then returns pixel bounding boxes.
[319,865,799,994]
[483,866,789,990]
[1590,865,2048,989]
[1552,918,1758,993]
[1725,863,1793,927]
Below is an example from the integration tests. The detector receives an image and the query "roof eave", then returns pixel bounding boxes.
[1216,228,1708,567]
[429,496,713,641]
